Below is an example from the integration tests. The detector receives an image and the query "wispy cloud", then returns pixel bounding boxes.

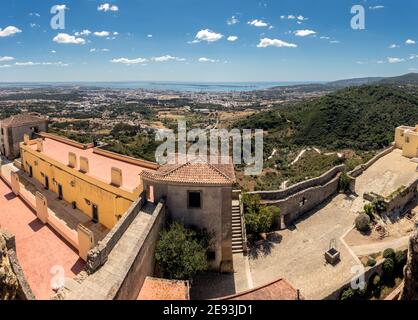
[389,44,399,49]
[151,55,186,62]
[387,57,405,63]
[227,36,238,42]
[294,29,316,37]
[14,61,68,67]
[94,31,110,37]
[0,56,14,62]
[257,38,297,48]
[98,3,119,12]
[280,15,308,21]
[227,16,239,25]
[248,19,269,27]
[198,57,219,63]
[111,57,148,65]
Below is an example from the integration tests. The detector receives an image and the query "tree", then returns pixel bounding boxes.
[383,248,395,260]
[355,213,370,233]
[364,203,375,220]
[340,288,354,300]
[245,206,280,235]
[155,222,210,280]
[382,258,395,277]
[242,193,261,215]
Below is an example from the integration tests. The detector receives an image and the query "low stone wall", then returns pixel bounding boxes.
[0,230,36,300]
[64,200,166,300]
[86,193,146,273]
[248,165,345,201]
[115,201,166,300]
[267,173,341,227]
[348,146,396,179]
[37,132,94,150]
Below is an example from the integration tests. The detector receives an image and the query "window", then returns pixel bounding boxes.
[188,191,202,209]
[406,137,410,143]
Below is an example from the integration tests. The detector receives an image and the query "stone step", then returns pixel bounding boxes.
[232,223,241,228]
[232,218,241,222]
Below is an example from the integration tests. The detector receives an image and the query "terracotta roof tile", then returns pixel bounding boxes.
[138,277,189,300]
[140,155,236,185]
[1,113,47,128]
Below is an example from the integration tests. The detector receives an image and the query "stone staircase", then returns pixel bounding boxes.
[232,200,244,254]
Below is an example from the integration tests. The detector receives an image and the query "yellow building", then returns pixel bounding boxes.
[395,125,418,158]
[20,132,158,229]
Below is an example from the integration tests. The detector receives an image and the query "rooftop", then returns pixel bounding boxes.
[26,134,157,192]
[141,155,236,185]
[221,278,302,300]
[137,277,190,300]
[355,148,418,199]
[0,177,84,299]
[1,113,47,128]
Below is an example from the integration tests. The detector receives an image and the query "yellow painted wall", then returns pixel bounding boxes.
[20,146,135,229]
[395,126,418,158]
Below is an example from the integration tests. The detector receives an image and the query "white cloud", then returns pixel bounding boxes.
[29,13,41,17]
[320,36,330,40]
[227,16,239,25]
[294,29,316,37]
[151,55,186,62]
[257,38,297,48]
[53,33,85,44]
[409,54,418,60]
[387,57,405,63]
[94,31,110,37]
[98,3,119,12]
[75,29,92,36]
[90,48,110,52]
[198,57,218,63]
[281,15,307,21]
[51,50,56,54]
[111,57,147,65]
[0,56,14,62]
[30,23,40,28]
[113,32,119,36]
[369,5,384,10]
[15,61,68,67]
[0,64,11,68]
[0,26,22,37]
[389,44,399,49]
[227,36,238,42]
[406,39,416,45]
[248,19,269,27]
[147,34,153,38]
[193,29,223,43]
[330,40,340,44]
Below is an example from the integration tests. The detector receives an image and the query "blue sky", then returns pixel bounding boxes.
[0,0,418,82]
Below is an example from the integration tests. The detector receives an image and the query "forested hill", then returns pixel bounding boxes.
[234,85,418,151]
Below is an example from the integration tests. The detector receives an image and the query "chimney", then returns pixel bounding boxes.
[79,156,89,173]
[36,139,43,152]
[111,167,123,187]
[68,152,77,168]
[23,134,30,145]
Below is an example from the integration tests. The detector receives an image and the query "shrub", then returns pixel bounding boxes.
[372,198,387,214]
[339,173,351,193]
[366,257,377,267]
[382,258,395,277]
[364,204,375,220]
[155,222,210,280]
[355,213,371,232]
[242,193,261,215]
[356,284,368,298]
[371,274,381,288]
[340,288,354,300]
[245,206,280,235]
[383,248,395,260]
[394,250,407,269]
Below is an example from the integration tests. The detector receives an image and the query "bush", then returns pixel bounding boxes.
[366,257,377,267]
[242,193,261,215]
[356,284,368,298]
[372,198,387,214]
[364,204,375,220]
[355,213,371,232]
[371,274,381,288]
[383,248,395,260]
[395,250,407,269]
[340,288,354,300]
[245,206,280,235]
[382,258,395,277]
[339,173,351,193]
[155,222,210,280]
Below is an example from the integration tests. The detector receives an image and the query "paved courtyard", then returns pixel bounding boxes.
[248,194,360,299]
[0,178,84,300]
